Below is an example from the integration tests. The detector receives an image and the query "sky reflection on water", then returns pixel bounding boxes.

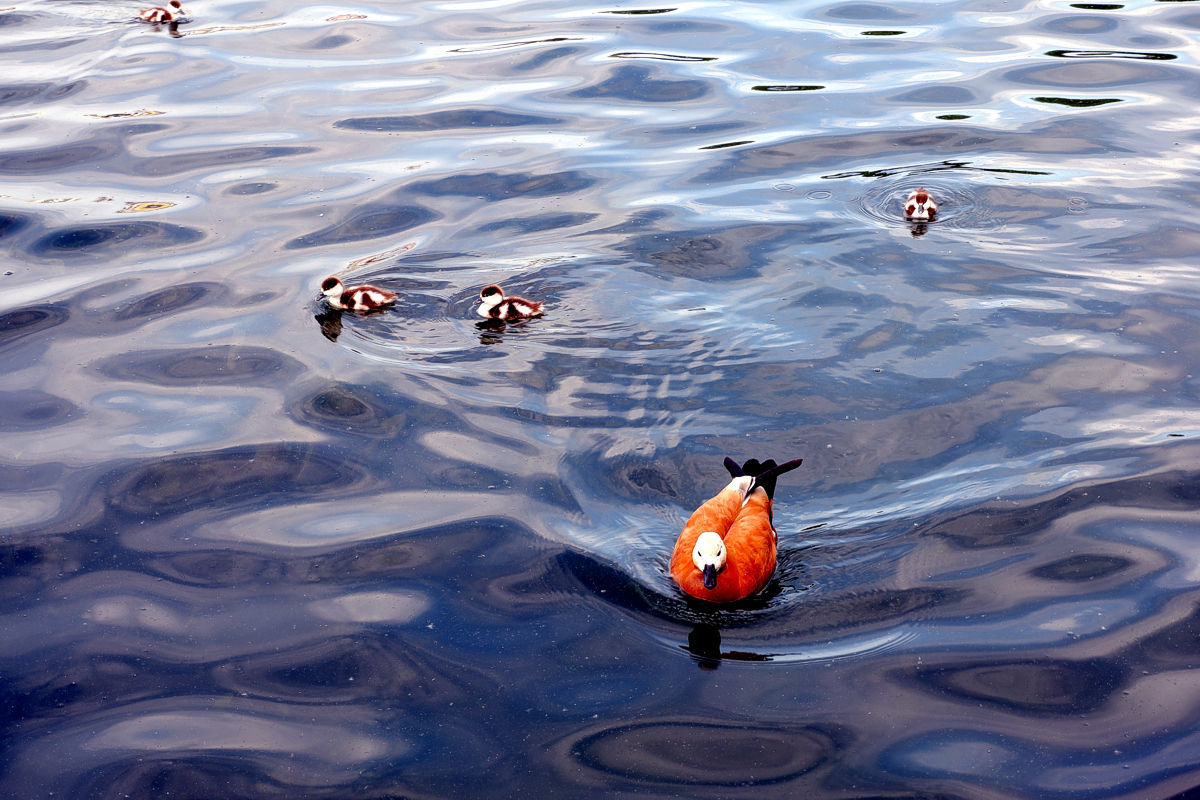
[3,0,1200,797]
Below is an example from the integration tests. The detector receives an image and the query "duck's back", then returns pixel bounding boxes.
[670,486,776,603]
[720,490,776,599]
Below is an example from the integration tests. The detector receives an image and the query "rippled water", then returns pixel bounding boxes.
[4,0,1200,796]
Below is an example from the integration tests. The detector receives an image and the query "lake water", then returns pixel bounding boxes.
[4,0,1200,797]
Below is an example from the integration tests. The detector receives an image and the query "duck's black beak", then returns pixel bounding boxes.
[702,563,718,590]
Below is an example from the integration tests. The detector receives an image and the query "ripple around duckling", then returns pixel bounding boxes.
[314,288,561,369]
[311,260,778,378]
[312,291,466,357]
[846,172,1008,234]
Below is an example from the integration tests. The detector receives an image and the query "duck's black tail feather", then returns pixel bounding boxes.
[723,456,804,500]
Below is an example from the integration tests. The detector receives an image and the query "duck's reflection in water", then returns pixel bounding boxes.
[476,318,538,345]
[683,624,772,670]
[314,309,343,342]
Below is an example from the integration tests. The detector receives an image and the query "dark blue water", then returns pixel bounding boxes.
[4,0,1200,797]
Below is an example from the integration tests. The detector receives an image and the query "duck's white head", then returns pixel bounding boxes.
[321,276,344,298]
[479,284,505,309]
[692,530,726,590]
[168,0,187,16]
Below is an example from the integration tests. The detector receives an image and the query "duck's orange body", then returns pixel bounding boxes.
[670,457,803,604]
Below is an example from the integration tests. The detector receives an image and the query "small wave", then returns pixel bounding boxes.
[847,171,1004,233]
[1045,49,1176,61]
[610,51,717,63]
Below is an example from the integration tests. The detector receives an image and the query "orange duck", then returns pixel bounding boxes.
[670,456,803,603]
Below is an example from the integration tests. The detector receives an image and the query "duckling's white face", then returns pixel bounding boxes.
[169,0,187,14]
[321,277,344,298]
[693,530,726,590]
[478,285,504,309]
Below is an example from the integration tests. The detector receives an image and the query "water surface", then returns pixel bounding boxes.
[4,0,1200,797]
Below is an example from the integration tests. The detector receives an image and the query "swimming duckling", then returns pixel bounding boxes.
[321,276,398,312]
[139,0,186,22]
[904,188,937,221]
[476,284,543,321]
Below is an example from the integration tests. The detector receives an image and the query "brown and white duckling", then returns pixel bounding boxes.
[139,0,186,22]
[904,188,938,221]
[321,276,398,313]
[477,284,543,321]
